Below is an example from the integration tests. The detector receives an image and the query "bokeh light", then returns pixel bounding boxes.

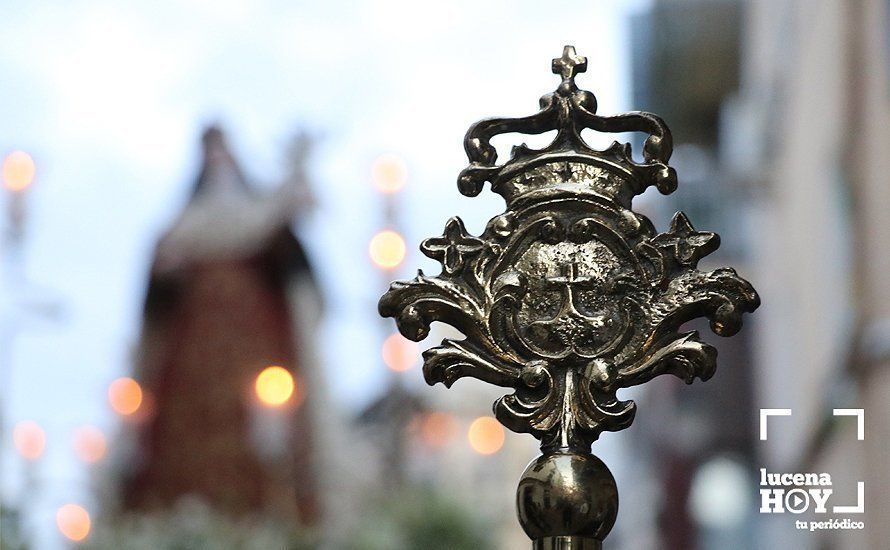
[467,416,505,455]
[255,366,295,407]
[419,412,458,448]
[371,153,408,194]
[56,504,91,542]
[108,377,143,416]
[13,421,46,461]
[369,230,406,269]
[2,150,36,191]
[382,333,418,372]
[73,425,107,464]
[689,456,750,529]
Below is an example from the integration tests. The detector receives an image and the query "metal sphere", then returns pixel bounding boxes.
[516,452,618,544]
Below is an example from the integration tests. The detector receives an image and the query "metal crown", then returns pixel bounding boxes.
[458,45,677,207]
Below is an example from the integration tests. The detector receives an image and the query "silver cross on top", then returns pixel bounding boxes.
[552,45,588,81]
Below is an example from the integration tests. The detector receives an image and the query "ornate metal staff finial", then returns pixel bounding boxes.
[379,45,759,549]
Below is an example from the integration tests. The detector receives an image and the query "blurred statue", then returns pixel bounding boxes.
[120,125,324,527]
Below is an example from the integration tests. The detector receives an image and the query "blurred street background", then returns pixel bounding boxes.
[1,0,888,548]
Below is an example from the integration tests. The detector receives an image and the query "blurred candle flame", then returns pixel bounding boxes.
[372,153,408,194]
[108,377,143,416]
[255,365,296,407]
[468,416,505,455]
[13,421,46,461]
[369,229,406,269]
[2,151,36,192]
[73,425,107,464]
[382,333,418,372]
[56,504,91,542]
[419,412,458,448]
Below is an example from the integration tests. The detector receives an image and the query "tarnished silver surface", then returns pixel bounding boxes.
[517,452,617,543]
[378,46,759,546]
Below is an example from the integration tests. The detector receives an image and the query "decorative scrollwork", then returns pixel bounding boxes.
[379,46,759,454]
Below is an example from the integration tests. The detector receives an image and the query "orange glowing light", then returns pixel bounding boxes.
[73,426,107,464]
[372,154,408,194]
[13,421,46,461]
[2,151,36,192]
[382,333,418,372]
[369,230,406,269]
[56,504,91,542]
[419,412,458,448]
[468,416,505,455]
[108,378,143,416]
[255,366,295,406]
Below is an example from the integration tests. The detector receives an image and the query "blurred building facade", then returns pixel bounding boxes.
[737,1,890,548]
[120,127,327,528]
[631,0,890,548]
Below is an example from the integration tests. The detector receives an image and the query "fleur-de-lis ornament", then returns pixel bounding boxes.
[379,46,759,548]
